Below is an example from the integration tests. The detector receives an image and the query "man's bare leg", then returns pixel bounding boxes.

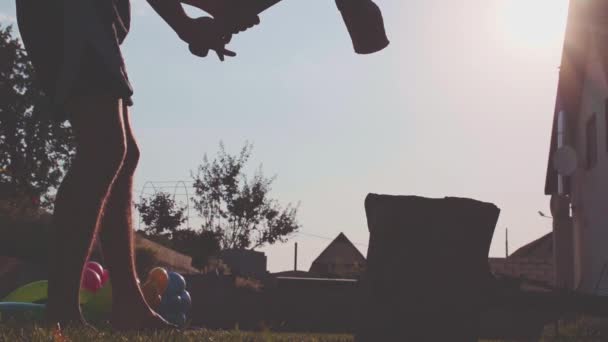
[46,95,126,326]
[98,105,174,330]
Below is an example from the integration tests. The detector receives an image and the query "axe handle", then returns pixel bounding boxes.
[253,0,282,14]
[180,0,282,16]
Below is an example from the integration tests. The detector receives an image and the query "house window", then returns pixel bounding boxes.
[587,113,597,169]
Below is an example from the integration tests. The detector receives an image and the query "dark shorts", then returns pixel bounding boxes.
[16,0,134,123]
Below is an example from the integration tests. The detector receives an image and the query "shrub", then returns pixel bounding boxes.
[235,277,263,292]
[0,198,51,264]
[0,197,52,224]
[201,257,231,276]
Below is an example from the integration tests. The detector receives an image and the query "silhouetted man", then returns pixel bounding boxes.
[15,0,258,330]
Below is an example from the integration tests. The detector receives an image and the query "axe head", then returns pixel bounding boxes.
[336,0,389,54]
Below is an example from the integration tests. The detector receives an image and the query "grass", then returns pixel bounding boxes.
[0,323,354,342]
[537,316,608,342]
[480,317,608,342]
[3,321,608,342]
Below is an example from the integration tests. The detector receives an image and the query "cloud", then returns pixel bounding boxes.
[0,12,16,24]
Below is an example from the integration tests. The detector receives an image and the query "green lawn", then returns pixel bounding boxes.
[0,323,354,342]
[2,324,606,342]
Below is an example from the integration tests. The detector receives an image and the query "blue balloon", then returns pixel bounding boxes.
[164,312,187,326]
[179,290,191,311]
[175,312,187,326]
[166,272,186,296]
[158,296,169,316]
[159,294,182,315]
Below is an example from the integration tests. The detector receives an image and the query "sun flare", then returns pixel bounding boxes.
[497,0,569,50]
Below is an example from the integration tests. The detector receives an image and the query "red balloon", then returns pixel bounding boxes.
[82,268,102,292]
[101,269,110,285]
[86,261,104,278]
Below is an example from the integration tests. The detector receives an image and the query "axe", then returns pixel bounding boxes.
[253,0,389,54]
[334,0,390,54]
[211,0,390,54]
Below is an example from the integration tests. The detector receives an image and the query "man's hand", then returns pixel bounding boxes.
[146,0,260,61]
[180,17,236,61]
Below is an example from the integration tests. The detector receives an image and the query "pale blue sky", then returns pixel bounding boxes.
[1,0,569,272]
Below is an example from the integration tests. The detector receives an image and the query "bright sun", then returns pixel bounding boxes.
[497,0,570,50]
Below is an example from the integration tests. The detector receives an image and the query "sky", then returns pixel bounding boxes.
[1,0,570,272]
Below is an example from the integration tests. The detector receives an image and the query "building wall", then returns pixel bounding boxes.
[219,249,267,278]
[309,241,366,279]
[309,261,365,279]
[570,34,608,293]
[489,258,554,285]
[552,215,574,289]
[134,234,198,274]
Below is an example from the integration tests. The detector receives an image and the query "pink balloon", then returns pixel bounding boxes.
[86,261,104,278]
[82,268,102,292]
[101,269,110,285]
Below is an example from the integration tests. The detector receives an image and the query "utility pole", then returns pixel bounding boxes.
[294,242,298,271]
[505,228,509,258]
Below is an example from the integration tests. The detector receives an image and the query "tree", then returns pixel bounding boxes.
[191,142,300,250]
[171,229,222,269]
[136,191,186,236]
[0,25,76,210]
[136,191,221,269]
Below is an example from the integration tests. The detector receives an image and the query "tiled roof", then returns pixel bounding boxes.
[510,233,553,260]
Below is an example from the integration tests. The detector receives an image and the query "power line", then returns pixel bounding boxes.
[137,181,369,247]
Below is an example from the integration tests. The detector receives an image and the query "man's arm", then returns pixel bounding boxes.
[145,0,195,41]
[146,0,236,60]
[179,0,261,34]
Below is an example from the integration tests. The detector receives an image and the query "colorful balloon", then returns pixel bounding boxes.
[0,302,45,322]
[2,279,95,305]
[165,294,183,313]
[79,288,94,304]
[142,281,161,309]
[86,261,104,278]
[82,280,112,320]
[179,290,191,311]
[82,268,102,293]
[100,269,110,285]
[158,299,168,317]
[164,312,186,326]
[147,267,169,294]
[149,294,162,309]
[165,272,186,296]
[2,280,48,303]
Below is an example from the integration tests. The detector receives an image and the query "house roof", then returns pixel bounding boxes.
[309,233,366,270]
[545,0,608,194]
[134,234,200,274]
[272,270,313,278]
[510,232,553,260]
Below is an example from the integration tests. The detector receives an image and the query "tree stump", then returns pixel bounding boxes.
[356,194,500,342]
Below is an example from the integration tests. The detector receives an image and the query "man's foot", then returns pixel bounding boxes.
[111,308,177,331]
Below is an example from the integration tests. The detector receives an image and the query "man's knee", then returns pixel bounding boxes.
[122,141,140,172]
[105,141,129,171]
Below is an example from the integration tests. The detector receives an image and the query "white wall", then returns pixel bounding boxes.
[570,34,608,293]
